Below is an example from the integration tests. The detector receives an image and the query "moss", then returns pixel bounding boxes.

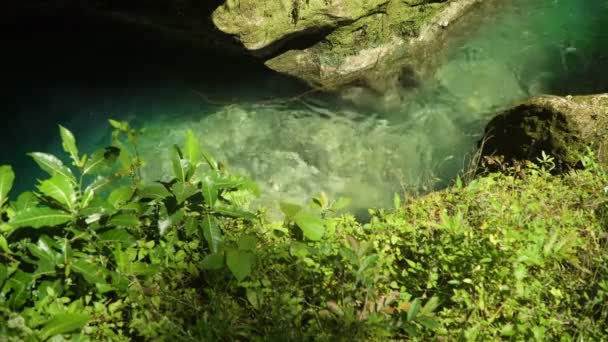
[212,0,390,50]
[317,0,446,63]
[482,95,608,172]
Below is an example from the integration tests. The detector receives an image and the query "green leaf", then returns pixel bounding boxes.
[28,152,75,184]
[417,316,441,330]
[171,146,188,182]
[9,207,72,229]
[108,214,140,229]
[201,215,222,254]
[0,264,7,287]
[158,209,184,235]
[82,176,112,208]
[280,202,302,219]
[27,240,58,276]
[201,253,225,270]
[332,197,351,211]
[38,173,76,210]
[138,183,171,200]
[0,235,10,254]
[200,147,219,170]
[71,258,107,285]
[201,175,219,207]
[108,119,129,131]
[112,141,133,172]
[407,298,421,322]
[210,171,259,195]
[0,165,15,206]
[420,296,440,316]
[171,182,199,204]
[99,228,136,246]
[214,205,257,220]
[13,192,39,211]
[39,312,90,340]
[59,125,80,166]
[82,147,119,175]
[184,130,200,168]
[4,270,34,309]
[108,186,133,209]
[294,211,325,241]
[238,235,257,251]
[226,249,255,282]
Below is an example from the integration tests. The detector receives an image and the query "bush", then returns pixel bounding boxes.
[0,123,606,341]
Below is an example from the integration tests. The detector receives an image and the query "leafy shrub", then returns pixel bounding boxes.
[0,123,607,341]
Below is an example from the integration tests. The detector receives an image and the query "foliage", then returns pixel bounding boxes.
[0,123,607,341]
[0,122,259,340]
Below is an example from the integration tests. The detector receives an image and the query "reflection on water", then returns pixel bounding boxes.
[2,0,608,210]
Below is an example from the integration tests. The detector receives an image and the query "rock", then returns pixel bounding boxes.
[212,0,484,91]
[480,94,608,171]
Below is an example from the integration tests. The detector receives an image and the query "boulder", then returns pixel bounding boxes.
[481,94,608,171]
[213,0,483,90]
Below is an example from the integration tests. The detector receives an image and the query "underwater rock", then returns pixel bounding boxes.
[481,94,608,171]
[213,0,484,91]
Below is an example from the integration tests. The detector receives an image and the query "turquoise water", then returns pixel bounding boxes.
[2,0,608,211]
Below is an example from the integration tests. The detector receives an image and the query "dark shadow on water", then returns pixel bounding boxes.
[0,10,309,193]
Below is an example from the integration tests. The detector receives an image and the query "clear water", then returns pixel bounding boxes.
[2,0,608,211]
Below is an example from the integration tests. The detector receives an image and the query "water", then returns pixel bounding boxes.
[2,0,608,211]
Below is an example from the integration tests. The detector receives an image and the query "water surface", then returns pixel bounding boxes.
[2,0,608,211]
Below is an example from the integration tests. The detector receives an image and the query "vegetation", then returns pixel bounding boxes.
[1,123,607,340]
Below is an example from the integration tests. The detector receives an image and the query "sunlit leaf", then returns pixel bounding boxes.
[201,215,222,254]
[59,125,80,166]
[108,186,133,209]
[214,204,257,220]
[171,146,188,182]
[294,211,325,241]
[38,173,77,210]
[39,312,90,340]
[0,165,15,206]
[185,130,200,168]
[28,152,75,184]
[82,176,112,208]
[201,175,219,207]
[0,235,10,254]
[158,209,185,236]
[108,119,129,131]
[4,270,34,309]
[71,258,107,285]
[171,182,199,204]
[9,207,72,229]
[82,147,119,175]
[280,202,302,219]
[13,191,39,211]
[27,239,58,276]
[332,197,351,211]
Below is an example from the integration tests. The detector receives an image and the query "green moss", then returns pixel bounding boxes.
[483,95,608,172]
[313,1,447,68]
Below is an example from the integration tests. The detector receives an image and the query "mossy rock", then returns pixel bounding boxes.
[481,94,608,171]
[211,0,494,91]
